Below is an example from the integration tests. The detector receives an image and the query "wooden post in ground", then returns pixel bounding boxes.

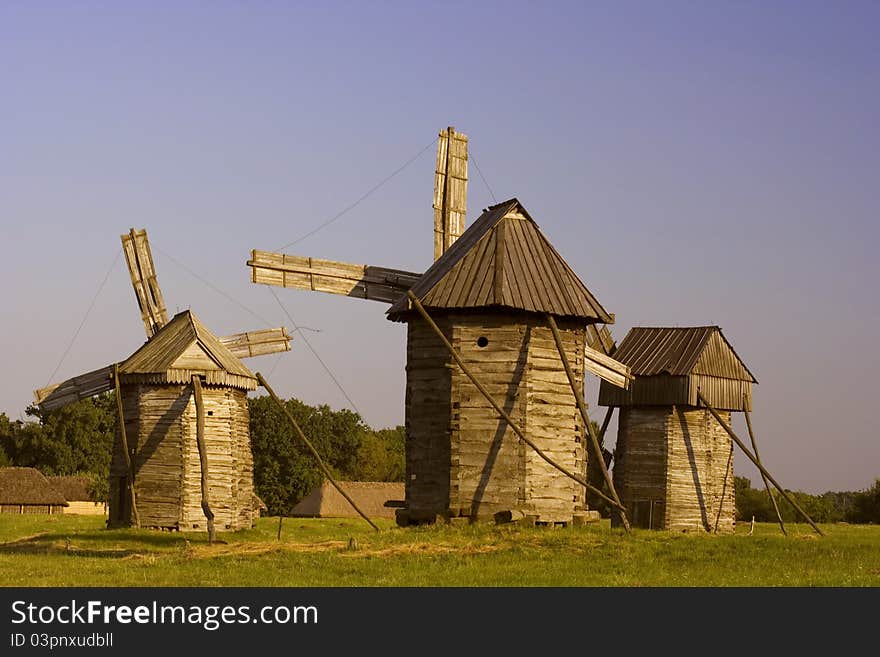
[697,391,822,536]
[597,406,614,447]
[743,395,787,536]
[546,315,631,531]
[192,376,215,544]
[256,372,379,532]
[405,291,628,517]
[113,363,139,528]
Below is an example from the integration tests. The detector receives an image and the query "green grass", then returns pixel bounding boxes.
[1,514,878,586]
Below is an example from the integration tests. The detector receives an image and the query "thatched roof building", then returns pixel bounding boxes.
[47,475,106,515]
[290,481,404,519]
[599,326,756,532]
[0,467,68,514]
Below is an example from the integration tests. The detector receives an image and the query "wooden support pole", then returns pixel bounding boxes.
[546,315,631,531]
[744,396,787,536]
[113,363,139,529]
[405,291,627,515]
[192,376,215,544]
[597,406,614,448]
[256,372,379,532]
[697,391,822,536]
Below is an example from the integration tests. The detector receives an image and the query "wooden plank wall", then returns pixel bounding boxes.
[689,375,752,412]
[450,317,529,520]
[133,385,187,528]
[109,384,255,531]
[666,407,735,533]
[613,408,668,528]
[524,322,585,523]
[180,387,254,531]
[109,387,140,527]
[404,317,453,519]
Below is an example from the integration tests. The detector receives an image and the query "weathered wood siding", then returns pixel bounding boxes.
[133,385,187,528]
[404,312,588,523]
[612,406,735,533]
[450,318,528,519]
[404,316,453,519]
[523,322,585,522]
[182,387,254,531]
[613,408,667,529]
[666,407,735,533]
[109,384,255,531]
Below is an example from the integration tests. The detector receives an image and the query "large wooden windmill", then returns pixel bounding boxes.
[248,127,633,526]
[34,230,292,533]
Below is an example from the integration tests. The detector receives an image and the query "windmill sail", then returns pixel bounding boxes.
[248,250,420,304]
[219,327,292,358]
[33,364,116,412]
[433,127,468,262]
[122,228,168,338]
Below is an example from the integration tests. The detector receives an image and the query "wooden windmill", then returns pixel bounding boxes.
[34,230,292,533]
[248,127,634,527]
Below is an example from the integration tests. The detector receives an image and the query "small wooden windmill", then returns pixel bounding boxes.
[248,127,633,526]
[34,230,292,533]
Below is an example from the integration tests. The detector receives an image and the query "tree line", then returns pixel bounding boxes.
[0,394,404,516]
[1,396,878,523]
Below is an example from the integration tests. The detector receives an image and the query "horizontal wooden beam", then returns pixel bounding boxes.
[584,343,632,390]
[219,327,292,359]
[248,250,421,304]
[34,364,116,411]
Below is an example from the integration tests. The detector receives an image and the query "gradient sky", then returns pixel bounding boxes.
[2,2,877,494]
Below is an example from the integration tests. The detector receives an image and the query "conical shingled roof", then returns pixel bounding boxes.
[387,198,612,323]
[119,310,257,390]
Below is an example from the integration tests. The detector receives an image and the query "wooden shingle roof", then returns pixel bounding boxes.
[387,198,612,323]
[119,310,257,390]
[611,326,757,382]
[0,467,69,506]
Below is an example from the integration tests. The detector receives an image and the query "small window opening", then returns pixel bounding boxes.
[207,410,213,416]
[476,336,489,348]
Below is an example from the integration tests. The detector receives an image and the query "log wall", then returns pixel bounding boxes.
[404,312,588,523]
[612,406,735,533]
[109,383,255,531]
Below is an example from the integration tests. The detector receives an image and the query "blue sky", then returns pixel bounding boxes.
[1,1,878,493]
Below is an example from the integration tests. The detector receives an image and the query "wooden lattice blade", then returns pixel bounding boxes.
[34,364,116,412]
[433,127,468,261]
[219,327,292,359]
[248,250,421,304]
[586,324,615,355]
[121,228,168,338]
[584,344,632,390]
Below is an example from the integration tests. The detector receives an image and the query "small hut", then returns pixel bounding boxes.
[109,309,258,531]
[387,198,614,525]
[0,467,68,514]
[47,475,106,515]
[290,481,404,519]
[598,326,757,532]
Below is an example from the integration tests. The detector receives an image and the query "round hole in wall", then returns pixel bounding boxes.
[477,336,489,348]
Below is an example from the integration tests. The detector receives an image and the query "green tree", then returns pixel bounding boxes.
[1,396,115,478]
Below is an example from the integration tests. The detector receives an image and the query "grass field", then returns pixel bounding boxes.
[1,514,878,587]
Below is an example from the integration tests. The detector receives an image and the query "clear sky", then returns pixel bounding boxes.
[2,1,877,494]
